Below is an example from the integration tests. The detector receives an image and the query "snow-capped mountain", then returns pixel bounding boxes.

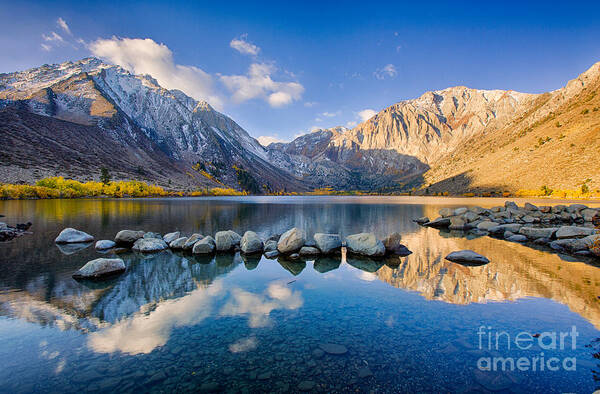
[0,58,303,192]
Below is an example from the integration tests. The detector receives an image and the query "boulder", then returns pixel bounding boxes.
[277,227,306,254]
[313,233,342,254]
[524,203,538,211]
[507,234,527,242]
[464,212,480,223]
[143,232,162,239]
[413,216,430,225]
[183,233,203,250]
[581,209,598,222]
[445,250,490,265]
[115,230,145,245]
[505,201,519,210]
[469,206,487,215]
[193,236,216,254]
[449,216,467,230]
[163,231,181,244]
[240,231,263,254]
[424,217,451,228]
[477,221,498,231]
[299,246,320,256]
[95,240,116,250]
[345,233,385,257]
[533,237,551,245]
[264,240,278,252]
[551,205,566,214]
[539,206,552,213]
[169,237,188,249]
[586,235,600,256]
[439,208,454,218]
[521,215,536,224]
[215,230,242,252]
[518,227,558,239]
[132,238,169,252]
[566,204,588,213]
[55,228,94,244]
[72,258,125,280]
[382,232,412,256]
[555,226,595,239]
[454,207,468,216]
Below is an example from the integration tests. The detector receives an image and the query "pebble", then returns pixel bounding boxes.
[319,343,348,355]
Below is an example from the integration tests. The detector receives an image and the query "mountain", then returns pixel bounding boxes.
[268,61,600,193]
[0,58,304,192]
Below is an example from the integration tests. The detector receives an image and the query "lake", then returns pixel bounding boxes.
[0,196,599,393]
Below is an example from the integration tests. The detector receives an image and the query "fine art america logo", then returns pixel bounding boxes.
[476,326,579,372]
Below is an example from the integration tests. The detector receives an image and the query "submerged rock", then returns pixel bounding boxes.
[163,231,181,244]
[413,216,430,225]
[115,230,145,245]
[215,230,242,252]
[346,233,385,257]
[55,228,94,244]
[95,240,116,250]
[72,258,125,280]
[132,238,169,252]
[313,233,342,254]
[193,236,216,254]
[424,217,451,228]
[240,231,263,254]
[277,227,306,254]
[264,250,279,259]
[507,234,527,242]
[445,250,490,265]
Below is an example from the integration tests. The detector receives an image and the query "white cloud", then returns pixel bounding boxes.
[358,109,377,122]
[257,135,285,146]
[321,111,340,118]
[220,63,304,108]
[89,37,224,110]
[230,34,260,56]
[42,32,64,43]
[304,101,317,107]
[57,18,71,35]
[41,44,51,52]
[346,120,357,128]
[374,63,397,80]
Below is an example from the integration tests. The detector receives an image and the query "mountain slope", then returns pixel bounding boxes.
[0,58,305,192]
[270,61,600,193]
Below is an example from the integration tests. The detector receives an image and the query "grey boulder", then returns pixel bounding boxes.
[55,228,94,244]
[163,231,181,244]
[345,233,385,257]
[183,233,203,250]
[169,237,188,249]
[95,240,116,250]
[299,246,320,256]
[132,238,169,252]
[240,231,263,254]
[445,250,490,265]
[193,236,216,254]
[555,226,595,239]
[264,240,278,252]
[73,258,125,280]
[382,232,412,256]
[313,233,342,254]
[277,227,306,254]
[518,227,558,239]
[115,230,145,245]
[215,230,242,252]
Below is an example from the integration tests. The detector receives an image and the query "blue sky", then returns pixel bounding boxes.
[2,1,600,144]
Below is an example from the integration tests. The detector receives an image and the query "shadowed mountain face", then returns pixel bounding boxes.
[267,61,600,192]
[0,58,305,192]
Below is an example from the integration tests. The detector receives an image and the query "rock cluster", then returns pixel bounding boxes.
[0,220,32,242]
[64,226,413,280]
[418,201,600,258]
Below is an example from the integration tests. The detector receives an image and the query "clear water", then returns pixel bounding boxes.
[0,196,599,393]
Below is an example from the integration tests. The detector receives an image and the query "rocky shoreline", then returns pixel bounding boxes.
[54,227,413,280]
[417,201,600,259]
